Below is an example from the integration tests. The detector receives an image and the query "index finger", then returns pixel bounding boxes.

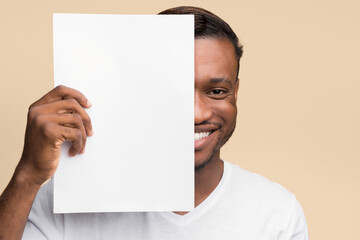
[31,85,92,109]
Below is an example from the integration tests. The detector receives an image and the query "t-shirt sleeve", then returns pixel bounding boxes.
[21,178,64,240]
[281,196,309,240]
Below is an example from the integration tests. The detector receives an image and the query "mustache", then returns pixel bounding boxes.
[195,120,222,129]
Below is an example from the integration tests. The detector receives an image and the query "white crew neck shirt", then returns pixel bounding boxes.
[23,160,309,240]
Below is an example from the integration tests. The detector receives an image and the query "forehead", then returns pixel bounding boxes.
[195,38,238,84]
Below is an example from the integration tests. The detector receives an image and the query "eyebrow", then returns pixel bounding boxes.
[208,77,233,87]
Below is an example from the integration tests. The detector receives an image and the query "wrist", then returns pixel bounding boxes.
[13,162,46,188]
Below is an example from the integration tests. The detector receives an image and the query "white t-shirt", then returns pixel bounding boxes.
[23,160,309,240]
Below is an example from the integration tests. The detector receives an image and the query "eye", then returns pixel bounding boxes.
[209,89,227,95]
[207,88,229,99]
[212,89,223,94]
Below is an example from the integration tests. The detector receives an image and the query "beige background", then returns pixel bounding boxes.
[1,0,359,239]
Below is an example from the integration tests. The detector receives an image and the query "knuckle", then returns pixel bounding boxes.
[72,113,82,122]
[75,131,83,146]
[28,102,35,111]
[74,128,82,139]
[55,85,66,93]
[83,116,91,125]
[40,123,53,138]
[31,114,46,128]
[28,105,39,120]
[32,114,43,126]
[27,109,34,120]
[65,98,77,106]
[80,110,91,122]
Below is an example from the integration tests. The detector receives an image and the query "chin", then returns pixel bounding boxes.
[194,149,217,171]
[193,130,225,171]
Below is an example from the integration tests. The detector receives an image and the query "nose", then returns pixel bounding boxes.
[195,92,212,124]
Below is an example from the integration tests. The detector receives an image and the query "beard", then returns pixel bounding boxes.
[195,121,236,172]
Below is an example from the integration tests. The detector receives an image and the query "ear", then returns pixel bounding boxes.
[234,78,240,101]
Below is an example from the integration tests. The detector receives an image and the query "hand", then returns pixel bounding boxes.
[16,85,93,186]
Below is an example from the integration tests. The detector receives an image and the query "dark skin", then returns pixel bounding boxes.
[0,37,239,238]
[175,38,239,214]
[0,86,93,240]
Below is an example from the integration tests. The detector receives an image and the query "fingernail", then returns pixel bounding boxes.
[87,100,92,108]
[89,129,94,136]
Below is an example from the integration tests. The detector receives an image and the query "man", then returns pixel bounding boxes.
[0,6,309,240]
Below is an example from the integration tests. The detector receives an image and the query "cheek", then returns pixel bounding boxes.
[211,100,237,125]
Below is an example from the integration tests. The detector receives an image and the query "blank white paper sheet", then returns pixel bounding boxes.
[53,13,194,213]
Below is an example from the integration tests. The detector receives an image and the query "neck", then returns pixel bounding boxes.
[174,151,224,215]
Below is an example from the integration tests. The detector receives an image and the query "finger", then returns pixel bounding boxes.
[57,125,83,157]
[30,98,93,136]
[31,85,92,109]
[39,113,88,154]
[39,122,83,157]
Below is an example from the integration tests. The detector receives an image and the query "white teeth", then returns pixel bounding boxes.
[195,131,211,141]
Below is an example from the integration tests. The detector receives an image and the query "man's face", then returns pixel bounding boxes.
[194,38,239,170]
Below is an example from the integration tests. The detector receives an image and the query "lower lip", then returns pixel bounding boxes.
[194,131,215,150]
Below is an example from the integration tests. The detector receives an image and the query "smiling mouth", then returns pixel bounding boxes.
[194,130,215,142]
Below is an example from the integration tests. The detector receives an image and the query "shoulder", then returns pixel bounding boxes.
[222,161,304,224]
[218,161,308,238]
[225,160,296,204]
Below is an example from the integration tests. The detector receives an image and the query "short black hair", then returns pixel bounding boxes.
[159,6,243,79]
